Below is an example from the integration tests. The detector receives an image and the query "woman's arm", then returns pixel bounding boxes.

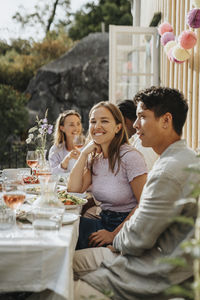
[61,149,80,170]
[89,173,147,247]
[67,141,101,193]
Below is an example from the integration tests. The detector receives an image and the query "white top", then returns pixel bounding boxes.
[48,144,77,174]
[130,134,158,171]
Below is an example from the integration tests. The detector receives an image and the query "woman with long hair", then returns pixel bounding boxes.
[68,101,147,249]
[49,110,83,174]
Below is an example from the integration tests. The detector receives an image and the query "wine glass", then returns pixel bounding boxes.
[35,160,52,182]
[26,151,38,175]
[2,179,26,229]
[73,134,85,149]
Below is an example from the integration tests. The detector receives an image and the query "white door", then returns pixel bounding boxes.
[109,25,159,104]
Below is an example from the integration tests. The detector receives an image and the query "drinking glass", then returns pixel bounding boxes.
[73,134,85,149]
[2,179,26,229]
[35,161,52,180]
[26,151,38,175]
[3,180,26,210]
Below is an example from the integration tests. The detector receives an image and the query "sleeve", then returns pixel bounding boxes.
[122,149,148,182]
[113,172,183,256]
[48,145,66,174]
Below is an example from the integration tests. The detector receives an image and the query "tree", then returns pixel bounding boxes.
[12,0,71,38]
[68,0,132,41]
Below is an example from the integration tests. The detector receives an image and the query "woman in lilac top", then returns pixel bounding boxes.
[68,102,147,249]
[48,110,83,174]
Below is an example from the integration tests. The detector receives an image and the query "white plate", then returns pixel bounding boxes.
[62,213,79,225]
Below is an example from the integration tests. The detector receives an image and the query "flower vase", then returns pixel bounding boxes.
[36,150,51,177]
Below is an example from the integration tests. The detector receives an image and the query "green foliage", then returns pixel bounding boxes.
[0,84,29,142]
[68,0,132,41]
[0,84,29,168]
[165,284,194,299]
[0,30,74,92]
[157,257,187,268]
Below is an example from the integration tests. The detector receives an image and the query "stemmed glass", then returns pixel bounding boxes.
[2,179,26,230]
[73,134,85,149]
[26,151,38,175]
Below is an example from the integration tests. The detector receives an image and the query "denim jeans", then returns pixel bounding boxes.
[76,210,129,250]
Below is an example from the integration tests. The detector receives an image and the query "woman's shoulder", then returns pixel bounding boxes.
[49,143,66,153]
[120,143,143,158]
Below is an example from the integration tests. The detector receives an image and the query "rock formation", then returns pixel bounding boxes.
[26,32,109,131]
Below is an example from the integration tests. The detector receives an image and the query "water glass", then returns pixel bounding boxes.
[0,207,15,230]
[33,207,64,232]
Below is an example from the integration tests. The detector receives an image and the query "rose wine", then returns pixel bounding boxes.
[3,193,25,209]
[75,144,83,149]
[27,160,38,168]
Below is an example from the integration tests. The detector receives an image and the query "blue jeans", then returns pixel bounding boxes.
[76,210,129,249]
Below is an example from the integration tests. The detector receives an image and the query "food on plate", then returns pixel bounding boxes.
[23,176,39,184]
[58,190,86,205]
[25,186,41,194]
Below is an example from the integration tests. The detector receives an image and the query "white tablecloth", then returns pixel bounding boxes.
[0,212,79,300]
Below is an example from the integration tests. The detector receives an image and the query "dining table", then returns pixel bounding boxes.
[0,182,82,300]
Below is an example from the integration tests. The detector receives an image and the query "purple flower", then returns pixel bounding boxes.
[42,118,48,124]
[47,125,53,134]
[41,124,48,130]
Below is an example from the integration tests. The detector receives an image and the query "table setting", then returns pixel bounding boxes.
[0,163,88,300]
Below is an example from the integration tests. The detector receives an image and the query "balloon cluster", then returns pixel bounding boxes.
[158,1,199,64]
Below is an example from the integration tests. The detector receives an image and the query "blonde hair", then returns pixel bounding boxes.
[53,110,81,146]
[89,101,129,173]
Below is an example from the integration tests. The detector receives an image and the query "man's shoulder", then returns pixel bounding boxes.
[152,145,198,180]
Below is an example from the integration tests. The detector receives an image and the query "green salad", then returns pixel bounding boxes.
[58,190,86,205]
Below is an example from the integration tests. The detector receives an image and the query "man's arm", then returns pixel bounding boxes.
[113,173,184,256]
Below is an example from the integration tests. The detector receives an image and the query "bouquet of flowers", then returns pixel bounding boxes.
[26,110,53,162]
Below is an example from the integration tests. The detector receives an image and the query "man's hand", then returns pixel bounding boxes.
[88,229,115,247]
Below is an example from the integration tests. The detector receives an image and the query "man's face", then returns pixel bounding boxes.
[124,118,136,138]
[133,102,164,149]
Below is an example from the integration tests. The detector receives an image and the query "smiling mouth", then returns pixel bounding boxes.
[93,133,105,136]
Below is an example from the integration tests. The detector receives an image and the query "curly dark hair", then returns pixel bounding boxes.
[118,100,137,121]
[133,86,188,136]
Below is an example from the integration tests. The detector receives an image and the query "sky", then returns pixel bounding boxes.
[0,0,94,43]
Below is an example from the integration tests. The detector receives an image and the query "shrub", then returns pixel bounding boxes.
[0,84,29,167]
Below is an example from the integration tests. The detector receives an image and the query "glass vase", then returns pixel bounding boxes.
[33,175,64,208]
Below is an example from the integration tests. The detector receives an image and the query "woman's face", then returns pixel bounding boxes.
[60,115,82,138]
[89,106,121,148]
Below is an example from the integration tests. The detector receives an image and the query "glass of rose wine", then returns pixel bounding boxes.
[2,179,26,228]
[26,151,38,175]
[73,134,85,149]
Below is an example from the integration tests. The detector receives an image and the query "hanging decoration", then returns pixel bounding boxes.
[158,1,199,64]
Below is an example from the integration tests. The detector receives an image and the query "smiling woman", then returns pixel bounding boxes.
[48,110,84,174]
[68,101,148,249]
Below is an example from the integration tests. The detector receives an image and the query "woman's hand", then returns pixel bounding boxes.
[88,229,115,247]
[82,140,102,156]
[68,149,81,160]
[61,149,80,170]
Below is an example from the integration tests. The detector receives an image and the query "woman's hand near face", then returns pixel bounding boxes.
[82,140,102,156]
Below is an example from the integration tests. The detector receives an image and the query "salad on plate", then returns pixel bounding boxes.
[58,190,87,208]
